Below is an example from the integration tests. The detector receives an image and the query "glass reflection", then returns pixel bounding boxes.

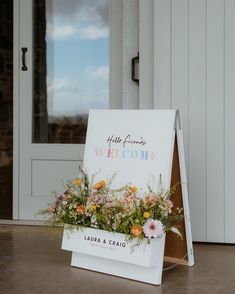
[33,0,109,143]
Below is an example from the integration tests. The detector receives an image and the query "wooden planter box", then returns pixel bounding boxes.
[62,226,166,285]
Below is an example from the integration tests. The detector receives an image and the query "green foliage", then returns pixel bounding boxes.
[41,168,183,241]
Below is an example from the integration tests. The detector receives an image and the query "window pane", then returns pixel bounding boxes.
[33,0,109,143]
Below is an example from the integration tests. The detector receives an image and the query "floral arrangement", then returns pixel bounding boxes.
[42,168,183,241]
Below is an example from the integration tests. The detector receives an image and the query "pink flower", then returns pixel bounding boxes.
[166,199,173,209]
[143,219,164,238]
[112,223,117,230]
[47,205,56,214]
[144,193,160,206]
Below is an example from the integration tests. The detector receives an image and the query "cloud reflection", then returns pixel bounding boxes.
[46,0,109,40]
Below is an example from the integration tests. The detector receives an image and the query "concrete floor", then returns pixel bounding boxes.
[0,225,235,294]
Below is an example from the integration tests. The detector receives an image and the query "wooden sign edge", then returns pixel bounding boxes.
[164,115,194,267]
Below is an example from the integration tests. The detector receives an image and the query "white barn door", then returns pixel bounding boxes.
[154,0,235,243]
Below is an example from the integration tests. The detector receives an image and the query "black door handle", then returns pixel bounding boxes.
[21,47,28,71]
[131,52,139,86]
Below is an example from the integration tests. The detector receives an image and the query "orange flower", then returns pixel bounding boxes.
[75,205,85,215]
[75,178,82,186]
[143,211,150,219]
[144,195,154,206]
[93,180,106,190]
[130,186,138,193]
[130,224,143,237]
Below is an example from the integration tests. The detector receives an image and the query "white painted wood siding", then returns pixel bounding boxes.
[110,0,139,109]
[153,0,235,243]
[224,0,235,243]
[139,0,154,108]
[122,0,139,109]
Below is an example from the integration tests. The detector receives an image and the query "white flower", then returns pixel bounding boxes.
[91,215,97,223]
[143,219,164,238]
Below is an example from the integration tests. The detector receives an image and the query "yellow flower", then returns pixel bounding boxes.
[143,211,150,219]
[90,205,97,212]
[75,178,82,186]
[130,224,143,237]
[93,180,106,190]
[130,186,138,193]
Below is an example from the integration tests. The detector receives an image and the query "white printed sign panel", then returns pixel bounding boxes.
[62,227,165,267]
[83,110,176,191]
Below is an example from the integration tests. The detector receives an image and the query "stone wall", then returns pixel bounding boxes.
[0,0,13,219]
[0,0,13,163]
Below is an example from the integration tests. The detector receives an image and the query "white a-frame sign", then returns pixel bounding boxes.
[62,110,194,285]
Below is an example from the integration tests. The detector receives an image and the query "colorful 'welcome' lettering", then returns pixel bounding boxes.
[95,148,157,161]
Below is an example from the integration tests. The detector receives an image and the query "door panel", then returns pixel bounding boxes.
[31,159,82,197]
[16,0,108,219]
[14,0,139,220]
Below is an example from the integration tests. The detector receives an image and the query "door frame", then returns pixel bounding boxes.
[13,0,20,219]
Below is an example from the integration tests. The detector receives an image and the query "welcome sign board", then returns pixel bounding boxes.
[62,110,194,285]
[84,110,176,191]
